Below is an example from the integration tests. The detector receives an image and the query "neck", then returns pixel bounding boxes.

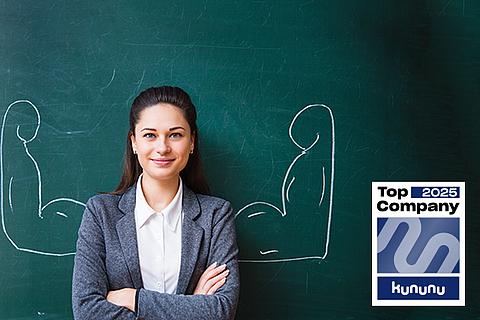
[141,174,180,212]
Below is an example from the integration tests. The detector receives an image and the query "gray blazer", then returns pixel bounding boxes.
[72,182,239,320]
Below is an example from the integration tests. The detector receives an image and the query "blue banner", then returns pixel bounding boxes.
[378,277,459,300]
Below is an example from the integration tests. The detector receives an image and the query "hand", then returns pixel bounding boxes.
[106,288,136,312]
[194,262,229,295]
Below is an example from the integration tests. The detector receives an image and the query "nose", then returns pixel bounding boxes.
[155,138,171,155]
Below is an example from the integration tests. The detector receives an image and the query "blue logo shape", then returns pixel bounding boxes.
[377,218,459,273]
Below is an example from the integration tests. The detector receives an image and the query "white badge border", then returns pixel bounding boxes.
[371,181,465,307]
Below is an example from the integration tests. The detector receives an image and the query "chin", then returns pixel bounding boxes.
[150,173,179,183]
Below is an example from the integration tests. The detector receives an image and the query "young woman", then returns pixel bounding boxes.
[72,86,239,319]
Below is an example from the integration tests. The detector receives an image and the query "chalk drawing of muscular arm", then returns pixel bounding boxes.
[235,104,335,263]
[1,100,85,256]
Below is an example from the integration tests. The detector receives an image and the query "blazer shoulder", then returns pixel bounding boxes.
[83,193,125,225]
[196,193,231,211]
[86,193,122,208]
[192,193,234,229]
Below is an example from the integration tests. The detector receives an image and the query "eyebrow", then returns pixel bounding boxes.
[139,126,186,132]
[169,126,186,131]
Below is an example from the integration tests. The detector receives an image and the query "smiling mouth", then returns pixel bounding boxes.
[151,158,175,165]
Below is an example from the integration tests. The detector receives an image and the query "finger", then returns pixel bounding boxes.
[199,264,226,283]
[198,263,222,285]
[196,263,222,290]
[106,291,118,304]
[204,269,229,290]
[206,277,226,295]
[205,264,227,279]
[196,264,228,294]
[206,262,218,270]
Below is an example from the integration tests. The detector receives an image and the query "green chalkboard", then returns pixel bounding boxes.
[1,1,479,319]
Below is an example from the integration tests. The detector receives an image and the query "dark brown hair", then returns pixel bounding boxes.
[112,86,210,195]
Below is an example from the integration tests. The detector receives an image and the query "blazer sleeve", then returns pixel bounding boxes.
[135,201,240,320]
[72,198,136,320]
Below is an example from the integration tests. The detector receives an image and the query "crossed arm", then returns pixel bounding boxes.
[106,262,230,312]
[72,199,239,320]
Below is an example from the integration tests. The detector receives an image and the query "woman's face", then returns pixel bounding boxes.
[130,103,194,185]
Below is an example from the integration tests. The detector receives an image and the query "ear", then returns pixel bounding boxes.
[129,132,137,153]
[190,132,195,152]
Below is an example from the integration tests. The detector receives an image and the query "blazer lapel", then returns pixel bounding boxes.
[116,185,143,289]
[176,184,204,294]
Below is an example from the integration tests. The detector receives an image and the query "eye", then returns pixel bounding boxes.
[169,132,184,139]
[143,133,156,139]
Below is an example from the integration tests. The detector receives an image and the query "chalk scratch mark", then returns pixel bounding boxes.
[439,0,453,15]
[55,211,68,218]
[286,176,295,203]
[260,250,278,255]
[126,70,146,106]
[319,166,325,207]
[136,70,146,91]
[100,69,116,92]
[121,42,281,51]
[239,138,246,155]
[8,176,13,212]
[247,212,266,218]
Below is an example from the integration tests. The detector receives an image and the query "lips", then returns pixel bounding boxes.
[151,158,175,166]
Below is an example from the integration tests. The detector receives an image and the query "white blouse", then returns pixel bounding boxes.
[134,175,183,294]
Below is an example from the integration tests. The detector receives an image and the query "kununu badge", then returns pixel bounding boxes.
[372,182,465,306]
